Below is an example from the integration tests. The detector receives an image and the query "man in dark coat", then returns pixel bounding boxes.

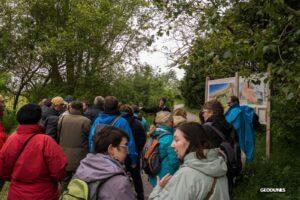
[41,96,65,141]
[140,97,171,114]
[84,96,104,123]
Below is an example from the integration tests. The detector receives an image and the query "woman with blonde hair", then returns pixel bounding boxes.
[147,111,180,187]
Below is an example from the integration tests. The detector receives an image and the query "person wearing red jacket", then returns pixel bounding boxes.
[0,94,7,150]
[0,95,8,190]
[0,104,68,200]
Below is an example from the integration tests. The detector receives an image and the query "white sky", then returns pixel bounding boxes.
[138,36,186,80]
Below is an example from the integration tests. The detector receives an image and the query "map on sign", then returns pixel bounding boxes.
[208,77,236,111]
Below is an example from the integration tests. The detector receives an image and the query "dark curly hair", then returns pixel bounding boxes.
[94,126,129,154]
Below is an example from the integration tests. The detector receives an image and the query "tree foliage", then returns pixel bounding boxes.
[167,0,300,141]
[0,0,154,108]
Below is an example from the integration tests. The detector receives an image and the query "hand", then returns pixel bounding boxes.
[131,164,137,169]
[157,173,172,188]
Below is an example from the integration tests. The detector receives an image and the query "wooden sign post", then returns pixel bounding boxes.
[266,68,271,159]
[205,77,210,102]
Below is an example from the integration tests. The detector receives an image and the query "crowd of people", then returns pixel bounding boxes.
[0,94,256,200]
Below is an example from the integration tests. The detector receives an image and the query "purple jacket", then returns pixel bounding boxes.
[74,153,136,200]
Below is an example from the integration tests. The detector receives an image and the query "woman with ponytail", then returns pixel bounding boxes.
[149,122,229,200]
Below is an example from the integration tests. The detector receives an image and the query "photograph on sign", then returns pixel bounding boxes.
[239,76,268,106]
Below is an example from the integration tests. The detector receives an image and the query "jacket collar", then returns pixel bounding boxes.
[16,124,43,135]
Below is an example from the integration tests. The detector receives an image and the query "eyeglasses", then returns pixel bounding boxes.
[119,144,129,151]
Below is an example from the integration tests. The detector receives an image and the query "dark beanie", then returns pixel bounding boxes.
[17,104,42,125]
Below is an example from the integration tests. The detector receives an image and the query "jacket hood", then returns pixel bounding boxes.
[41,107,61,120]
[207,115,232,135]
[182,149,227,178]
[97,113,121,124]
[151,125,173,137]
[16,124,44,135]
[75,153,125,183]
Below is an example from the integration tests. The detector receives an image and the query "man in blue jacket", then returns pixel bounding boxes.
[88,96,138,167]
[225,96,255,162]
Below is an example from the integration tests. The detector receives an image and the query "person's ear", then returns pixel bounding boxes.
[107,144,114,156]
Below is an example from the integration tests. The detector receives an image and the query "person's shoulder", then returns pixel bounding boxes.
[77,115,91,123]
[178,166,207,182]
[158,133,173,144]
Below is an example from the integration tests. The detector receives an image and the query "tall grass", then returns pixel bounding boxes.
[233,131,300,200]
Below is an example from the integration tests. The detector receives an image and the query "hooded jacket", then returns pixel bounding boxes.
[41,107,61,140]
[149,149,229,200]
[225,103,255,162]
[148,125,180,187]
[74,153,136,200]
[203,115,238,147]
[88,113,137,165]
[0,124,67,200]
[84,106,103,124]
[0,122,7,150]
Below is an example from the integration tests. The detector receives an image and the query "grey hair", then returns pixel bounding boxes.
[94,96,104,108]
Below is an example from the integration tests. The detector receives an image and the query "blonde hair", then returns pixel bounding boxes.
[173,116,187,127]
[173,108,187,119]
[155,111,173,125]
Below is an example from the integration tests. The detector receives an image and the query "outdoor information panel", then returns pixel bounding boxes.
[205,73,268,124]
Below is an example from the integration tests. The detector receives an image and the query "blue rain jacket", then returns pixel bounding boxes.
[148,125,180,187]
[225,104,255,162]
[88,113,137,165]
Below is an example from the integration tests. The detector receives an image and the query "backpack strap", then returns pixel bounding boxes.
[204,177,217,200]
[110,115,122,126]
[157,132,172,140]
[57,115,65,142]
[204,122,226,141]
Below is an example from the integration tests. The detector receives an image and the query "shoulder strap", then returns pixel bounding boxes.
[110,115,122,127]
[57,115,65,142]
[13,134,39,170]
[204,122,226,141]
[157,132,172,140]
[204,177,217,200]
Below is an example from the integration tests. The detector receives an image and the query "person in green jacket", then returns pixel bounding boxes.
[149,122,229,200]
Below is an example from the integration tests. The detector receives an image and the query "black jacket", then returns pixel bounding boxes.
[41,107,61,140]
[203,115,238,147]
[141,106,170,114]
[122,113,146,154]
[84,106,103,123]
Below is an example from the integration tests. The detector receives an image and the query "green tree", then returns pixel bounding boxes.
[0,0,153,108]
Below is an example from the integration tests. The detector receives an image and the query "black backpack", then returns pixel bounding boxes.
[204,122,242,196]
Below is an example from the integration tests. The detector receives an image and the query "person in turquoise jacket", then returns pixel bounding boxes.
[88,96,137,166]
[149,122,229,200]
[225,96,255,162]
[148,111,180,187]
